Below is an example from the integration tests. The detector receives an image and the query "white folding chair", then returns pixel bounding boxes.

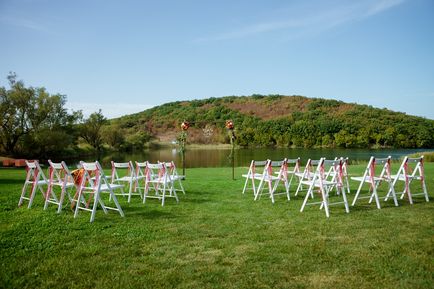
[300,158,350,218]
[44,160,77,213]
[143,162,179,206]
[324,157,350,195]
[19,160,49,208]
[161,161,185,195]
[110,161,143,202]
[351,156,398,209]
[385,156,429,204]
[255,159,290,203]
[295,159,321,196]
[277,158,301,193]
[242,160,269,196]
[74,161,124,222]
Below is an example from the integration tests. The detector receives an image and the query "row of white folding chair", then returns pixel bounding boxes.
[74,161,125,222]
[386,156,429,204]
[111,161,185,202]
[137,162,180,206]
[352,156,429,208]
[295,157,349,197]
[18,160,124,222]
[242,158,300,203]
[300,158,350,218]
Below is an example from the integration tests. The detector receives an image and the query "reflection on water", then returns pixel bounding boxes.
[78,147,432,168]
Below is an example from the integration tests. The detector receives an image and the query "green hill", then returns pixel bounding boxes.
[108,95,434,149]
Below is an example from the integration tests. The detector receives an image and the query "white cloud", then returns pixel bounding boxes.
[67,102,153,119]
[195,0,406,42]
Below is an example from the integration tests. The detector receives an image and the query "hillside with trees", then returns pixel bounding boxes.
[2,73,433,159]
[111,95,434,149]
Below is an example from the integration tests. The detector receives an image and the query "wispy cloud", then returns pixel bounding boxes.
[195,0,406,42]
[366,0,405,16]
[0,15,48,33]
[67,102,154,119]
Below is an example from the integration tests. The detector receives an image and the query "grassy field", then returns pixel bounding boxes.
[0,164,433,289]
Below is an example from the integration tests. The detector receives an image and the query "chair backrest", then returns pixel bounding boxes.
[374,156,392,181]
[25,160,48,183]
[160,161,181,177]
[247,160,269,176]
[145,162,169,182]
[267,159,287,177]
[361,156,392,183]
[135,161,147,178]
[48,160,73,185]
[111,161,135,180]
[310,158,326,182]
[79,161,107,189]
[286,158,301,174]
[323,158,343,185]
[396,156,425,180]
[299,158,321,180]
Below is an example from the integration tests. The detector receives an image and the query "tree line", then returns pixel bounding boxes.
[0,73,150,159]
[2,74,433,159]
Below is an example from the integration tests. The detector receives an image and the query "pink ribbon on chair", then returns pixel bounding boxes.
[46,166,54,201]
[420,158,425,185]
[369,159,376,191]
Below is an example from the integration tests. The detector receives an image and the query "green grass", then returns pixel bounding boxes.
[1,165,433,289]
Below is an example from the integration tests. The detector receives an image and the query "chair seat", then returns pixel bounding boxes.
[350,176,386,182]
[242,173,265,179]
[295,172,314,178]
[50,181,75,188]
[81,183,124,192]
[391,174,422,181]
[114,176,138,182]
[301,179,338,187]
[26,180,48,185]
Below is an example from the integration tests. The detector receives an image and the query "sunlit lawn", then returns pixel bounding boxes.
[0,164,433,289]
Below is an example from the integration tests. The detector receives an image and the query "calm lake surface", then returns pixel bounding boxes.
[80,147,433,168]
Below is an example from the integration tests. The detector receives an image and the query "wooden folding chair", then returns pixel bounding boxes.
[74,161,124,222]
[161,161,185,194]
[295,159,321,196]
[255,159,290,203]
[110,161,143,202]
[242,160,269,196]
[143,162,179,206]
[19,160,49,208]
[385,156,429,204]
[300,158,350,218]
[44,160,77,213]
[351,156,398,209]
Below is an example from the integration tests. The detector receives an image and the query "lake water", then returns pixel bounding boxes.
[81,147,433,168]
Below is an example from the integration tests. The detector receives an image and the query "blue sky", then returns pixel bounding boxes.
[1,0,433,119]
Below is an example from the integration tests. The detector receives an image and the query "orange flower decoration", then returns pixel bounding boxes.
[225,120,234,130]
[181,121,190,131]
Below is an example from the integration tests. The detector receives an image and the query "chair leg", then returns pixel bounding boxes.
[342,187,350,213]
[90,190,100,223]
[422,181,429,202]
[300,185,313,212]
[320,187,330,218]
[28,184,39,209]
[372,186,381,209]
[351,181,364,206]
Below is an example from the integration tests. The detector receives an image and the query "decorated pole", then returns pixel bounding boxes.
[179,120,190,177]
[226,120,236,180]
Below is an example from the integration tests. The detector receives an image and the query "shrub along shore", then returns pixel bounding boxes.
[0,165,433,289]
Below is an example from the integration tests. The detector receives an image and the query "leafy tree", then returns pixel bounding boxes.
[80,110,107,152]
[0,72,81,156]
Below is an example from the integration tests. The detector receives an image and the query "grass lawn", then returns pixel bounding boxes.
[0,164,433,289]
